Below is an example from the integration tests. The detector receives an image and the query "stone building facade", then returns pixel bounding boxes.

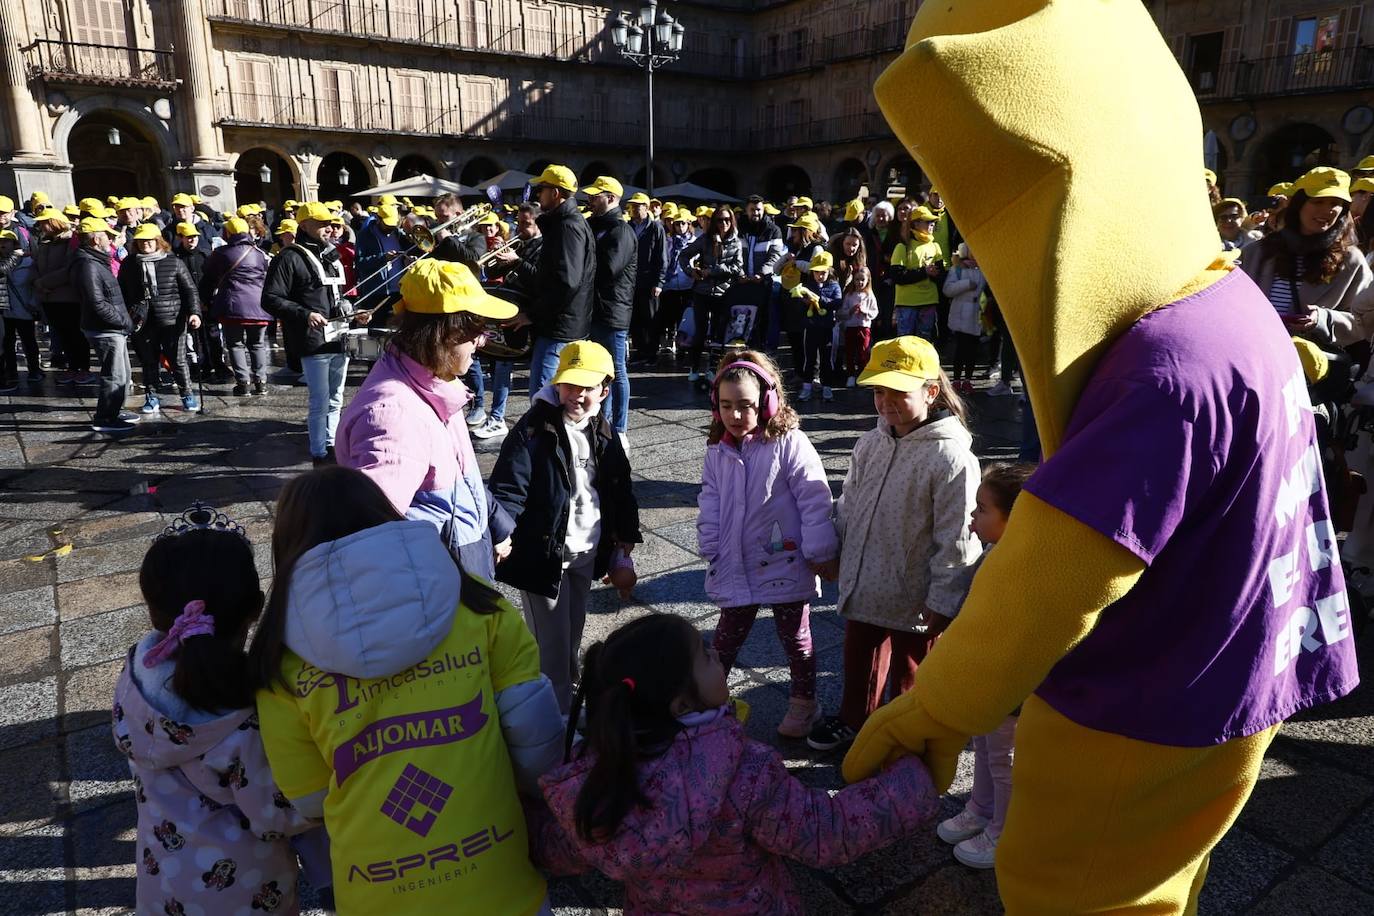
[0,1,1369,212]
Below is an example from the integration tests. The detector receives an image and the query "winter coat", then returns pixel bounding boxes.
[200,234,271,324]
[943,264,986,336]
[174,245,207,287]
[795,273,842,329]
[1239,235,1374,349]
[678,231,744,298]
[72,245,132,334]
[255,520,564,916]
[698,429,837,608]
[31,234,80,305]
[630,216,669,292]
[779,241,827,334]
[739,216,786,278]
[588,206,638,330]
[113,635,317,916]
[118,252,198,330]
[353,219,406,300]
[842,289,878,328]
[261,236,347,355]
[532,709,938,916]
[490,387,642,599]
[336,348,514,582]
[0,251,39,320]
[162,218,213,255]
[662,231,696,292]
[531,196,596,341]
[836,415,982,628]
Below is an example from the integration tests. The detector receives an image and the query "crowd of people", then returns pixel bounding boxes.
[1,149,1360,912]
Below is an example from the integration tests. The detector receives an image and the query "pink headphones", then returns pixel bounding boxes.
[710,360,779,423]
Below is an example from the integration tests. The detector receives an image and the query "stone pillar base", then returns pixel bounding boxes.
[182,162,237,215]
[0,158,74,207]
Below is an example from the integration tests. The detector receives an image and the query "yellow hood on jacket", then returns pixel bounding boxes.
[874,0,1220,454]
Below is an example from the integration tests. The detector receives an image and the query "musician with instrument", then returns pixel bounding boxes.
[470,204,542,441]
[353,203,408,312]
[262,202,366,466]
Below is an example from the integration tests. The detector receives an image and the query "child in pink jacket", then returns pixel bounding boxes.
[530,613,938,915]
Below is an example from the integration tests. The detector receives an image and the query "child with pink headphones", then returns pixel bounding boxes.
[697,350,839,737]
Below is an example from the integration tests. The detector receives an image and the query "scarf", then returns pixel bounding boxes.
[913,230,934,244]
[138,251,167,299]
[1278,221,1343,257]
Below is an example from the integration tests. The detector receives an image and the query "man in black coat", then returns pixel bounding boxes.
[626,191,669,367]
[736,195,787,349]
[71,217,136,434]
[583,175,637,437]
[511,164,596,399]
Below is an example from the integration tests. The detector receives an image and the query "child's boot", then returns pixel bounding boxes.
[777,697,820,737]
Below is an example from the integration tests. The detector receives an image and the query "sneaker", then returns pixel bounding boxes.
[777,698,821,738]
[806,715,857,751]
[953,830,998,869]
[987,381,1014,398]
[687,369,700,383]
[252,381,267,396]
[117,410,143,425]
[139,394,161,415]
[312,446,336,468]
[846,375,857,388]
[465,403,487,427]
[798,382,813,401]
[75,372,101,385]
[0,380,17,394]
[181,394,201,413]
[57,371,76,385]
[90,418,136,434]
[821,386,834,401]
[937,808,990,845]
[472,416,508,440]
[232,383,249,396]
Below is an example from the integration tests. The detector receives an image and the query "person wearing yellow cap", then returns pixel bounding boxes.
[0,194,33,250]
[1350,175,1374,221]
[119,221,202,414]
[582,176,636,434]
[0,227,42,389]
[272,218,298,251]
[263,199,356,463]
[163,193,211,254]
[841,1,1358,907]
[625,190,669,369]
[888,205,944,342]
[520,164,597,397]
[646,201,699,361]
[200,213,271,395]
[353,201,407,311]
[73,214,139,433]
[115,196,143,229]
[30,206,94,384]
[790,247,843,400]
[488,337,641,711]
[1241,166,1371,349]
[1212,197,1261,252]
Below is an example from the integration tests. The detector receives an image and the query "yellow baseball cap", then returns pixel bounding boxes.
[910,205,939,222]
[224,216,250,235]
[190,194,202,204]
[0,196,13,211]
[809,250,834,271]
[1202,168,1217,186]
[1292,337,1329,385]
[1267,182,1294,198]
[1292,166,1351,203]
[274,219,298,235]
[117,196,141,211]
[33,206,63,221]
[626,192,651,205]
[0,231,17,242]
[397,259,518,319]
[78,197,103,212]
[29,191,48,204]
[796,196,814,209]
[583,176,624,198]
[660,202,679,221]
[141,196,158,210]
[284,199,299,210]
[844,198,864,222]
[1352,177,1374,195]
[1355,155,1374,172]
[787,212,822,232]
[531,164,578,192]
[170,193,195,207]
[106,195,120,205]
[325,199,343,211]
[175,221,200,237]
[858,336,942,392]
[86,204,116,219]
[295,201,333,222]
[61,205,80,219]
[131,223,162,241]
[78,216,117,236]
[551,340,615,387]
[378,204,400,227]
[764,202,781,216]
[379,194,399,206]
[476,211,500,226]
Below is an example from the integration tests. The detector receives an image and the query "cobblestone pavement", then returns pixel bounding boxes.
[1,353,1371,915]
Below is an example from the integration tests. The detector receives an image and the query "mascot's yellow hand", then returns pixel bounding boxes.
[841,688,967,793]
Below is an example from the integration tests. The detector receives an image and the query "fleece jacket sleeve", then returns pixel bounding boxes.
[843,492,1145,791]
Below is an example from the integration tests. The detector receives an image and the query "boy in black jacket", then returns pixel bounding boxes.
[490,341,641,713]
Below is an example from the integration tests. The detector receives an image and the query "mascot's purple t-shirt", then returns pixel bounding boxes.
[1026,268,1360,746]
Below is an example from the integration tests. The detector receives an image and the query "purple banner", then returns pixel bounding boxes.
[333,692,489,785]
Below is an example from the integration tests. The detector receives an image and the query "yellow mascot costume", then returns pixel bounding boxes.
[841,1,1361,912]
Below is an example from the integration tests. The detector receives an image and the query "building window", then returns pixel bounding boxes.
[233,57,275,122]
[791,28,808,64]
[1292,15,1340,55]
[767,34,780,71]
[394,74,427,132]
[317,67,354,129]
[463,79,495,136]
[1186,32,1224,93]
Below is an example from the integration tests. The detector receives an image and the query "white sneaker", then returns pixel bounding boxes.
[846,376,857,388]
[465,404,487,427]
[821,386,834,401]
[687,369,700,383]
[987,381,1015,398]
[471,416,508,440]
[937,808,989,844]
[798,383,813,401]
[953,830,998,869]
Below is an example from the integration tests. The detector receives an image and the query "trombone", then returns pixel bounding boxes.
[351,203,494,296]
[478,235,523,267]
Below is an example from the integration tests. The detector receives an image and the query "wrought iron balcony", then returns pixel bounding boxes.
[1192,45,1374,100]
[24,39,177,89]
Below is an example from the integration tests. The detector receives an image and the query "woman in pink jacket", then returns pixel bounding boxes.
[531,613,938,915]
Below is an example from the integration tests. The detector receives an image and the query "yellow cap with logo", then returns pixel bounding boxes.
[583,176,624,198]
[295,201,333,222]
[788,212,821,232]
[224,216,250,235]
[531,164,578,192]
[1351,177,1374,196]
[551,340,615,386]
[175,221,200,237]
[131,223,162,241]
[274,219,298,235]
[1291,166,1351,203]
[627,192,651,205]
[809,250,834,271]
[397,258,518,319]
[171,193,195,207]
[78,216,117,236]
[858,336,942,392]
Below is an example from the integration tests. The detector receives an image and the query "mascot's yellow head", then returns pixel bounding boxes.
[875,0,1222,454]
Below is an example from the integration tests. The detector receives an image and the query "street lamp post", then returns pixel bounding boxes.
[610,1,685,197]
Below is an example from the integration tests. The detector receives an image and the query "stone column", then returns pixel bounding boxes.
[0,1,44,156]
[170,0,221,164]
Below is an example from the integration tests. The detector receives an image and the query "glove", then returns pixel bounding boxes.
[842,685,968,794]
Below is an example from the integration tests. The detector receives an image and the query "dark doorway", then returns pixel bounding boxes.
[394,154,438,181]
[765,164,811,202]
[234,148,294,208]
[460,156,501,187]
[1257,123,1338,192]
[317,151,370,202]
[70,112,165,202]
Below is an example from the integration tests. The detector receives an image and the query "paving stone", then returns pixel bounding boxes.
[1315,800,1374,894]
[1202,827,1294,915]
[63,659,125,718]
[1247,866,1374,915]
[0,675,58,752]
[1239,743,1374,852]
[65,722,134,815]
[58,569,144,622]
[0,585,57,636]
[60,606,146,670]
[0,627,57,688]
[54,538,151,585]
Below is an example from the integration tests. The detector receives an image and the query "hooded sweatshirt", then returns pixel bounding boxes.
[836,414,982,627]
[532,709,938,915]
[254,520,563,916]
[113,634,317,915]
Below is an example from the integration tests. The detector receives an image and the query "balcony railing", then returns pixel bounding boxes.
[1192,45,1374,100]
[24,39,177,89]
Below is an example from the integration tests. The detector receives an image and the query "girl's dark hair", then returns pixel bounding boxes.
[388,309,488,380]
[980,462,1037,516]
[140,528,264,713]
[930,366,969,429]
[828,228,868,288]
[248,466,503,689]
[706,348,798,444]
[568,613,703,842]
[1274,189,1357,284]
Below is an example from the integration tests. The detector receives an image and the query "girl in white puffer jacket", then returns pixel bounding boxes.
[943,243,987,394]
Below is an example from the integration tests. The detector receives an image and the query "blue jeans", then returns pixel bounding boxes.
[489,360,512,422]
[895,305,938,341]
[463,359,485,405]
[529,336,567,400]
[303,352,349,457]
[590,323,629,433]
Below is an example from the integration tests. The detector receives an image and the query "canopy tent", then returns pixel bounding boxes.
[474,170,536,193]
[355,174,476,198]
[651,182,742,204]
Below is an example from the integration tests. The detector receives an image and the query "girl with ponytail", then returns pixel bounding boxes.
[532,613,940,915]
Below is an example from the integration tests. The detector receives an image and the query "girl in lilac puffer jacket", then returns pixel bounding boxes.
[530,613,938,915]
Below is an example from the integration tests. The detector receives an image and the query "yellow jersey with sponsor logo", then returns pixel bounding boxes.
[256,601,545,915]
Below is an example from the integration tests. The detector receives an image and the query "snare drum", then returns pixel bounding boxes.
[340,328,395,361]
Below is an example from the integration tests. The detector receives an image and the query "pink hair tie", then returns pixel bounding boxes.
[142,599,216,668]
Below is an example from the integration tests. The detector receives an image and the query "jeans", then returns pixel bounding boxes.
[1,317,41,379]
[489,360,512,422]
[463,358,485,406]
[895,305,938,341]
[222,323,269,386]
[528,336,567,400]
[133,324,190,394]
[86,331,131,422]
[590,322,629,433]
[302,352,349,457]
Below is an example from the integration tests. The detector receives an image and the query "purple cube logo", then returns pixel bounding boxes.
[380,764,453,836]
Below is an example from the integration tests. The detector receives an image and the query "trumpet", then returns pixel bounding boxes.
[352,204,494,295]
[478,236,523,266]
